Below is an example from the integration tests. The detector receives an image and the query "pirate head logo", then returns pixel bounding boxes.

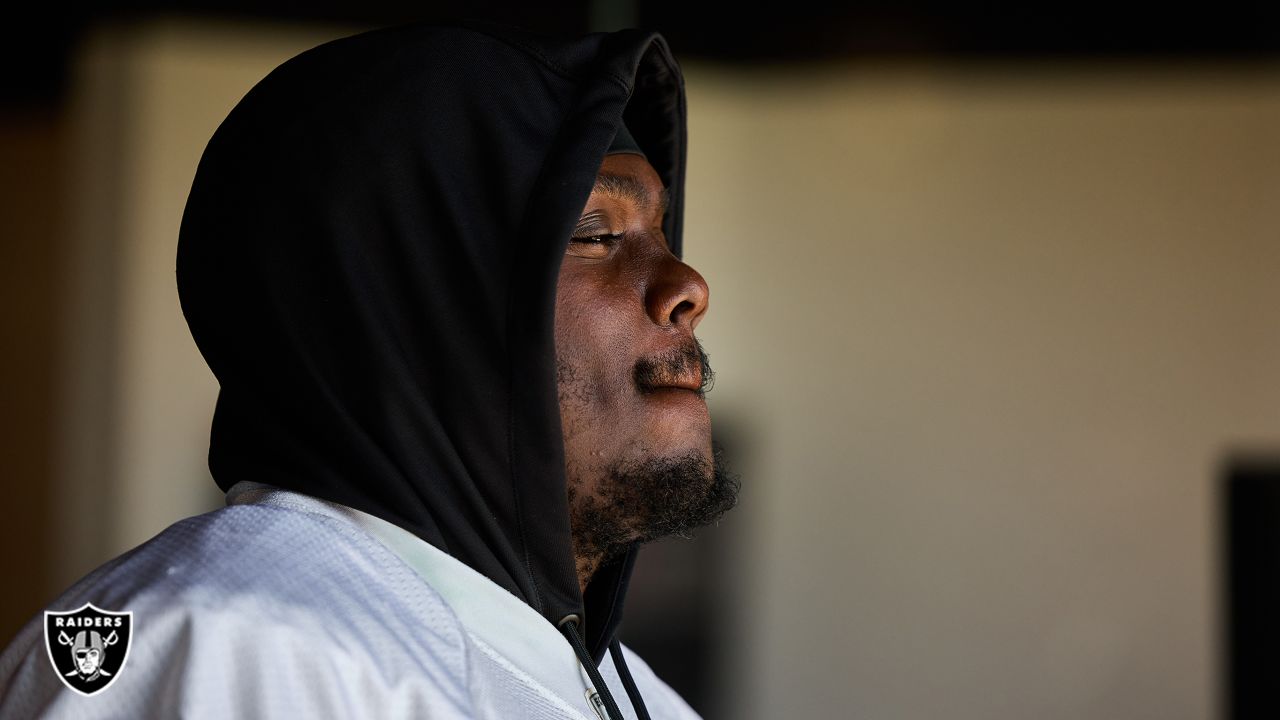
[44,603,132,696]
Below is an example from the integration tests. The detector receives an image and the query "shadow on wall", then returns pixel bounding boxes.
[619,410,758,720]
[0,110,63,647]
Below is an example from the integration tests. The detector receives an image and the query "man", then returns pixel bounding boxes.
[0,17,738,720]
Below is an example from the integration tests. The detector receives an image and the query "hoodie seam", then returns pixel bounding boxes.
[498,33,634,620]
[501,27,668,637]
[502,66,625,620]
[505,284,545,616]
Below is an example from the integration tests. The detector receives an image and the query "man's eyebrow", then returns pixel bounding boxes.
[592,171,670,219]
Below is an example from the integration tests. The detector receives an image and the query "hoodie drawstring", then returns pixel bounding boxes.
[560,616,625,720]
[609,637,653,720]
[558,616,653,720]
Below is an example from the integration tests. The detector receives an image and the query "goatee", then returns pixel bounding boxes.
[568,441,741,569]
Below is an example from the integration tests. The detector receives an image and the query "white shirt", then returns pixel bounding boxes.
[0,482,701,719]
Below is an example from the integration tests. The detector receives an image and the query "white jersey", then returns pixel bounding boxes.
[0,482,700,719]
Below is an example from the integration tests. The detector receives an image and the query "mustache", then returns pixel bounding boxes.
[633,338,715,398]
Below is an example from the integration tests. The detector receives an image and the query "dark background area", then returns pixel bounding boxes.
[1223,458,1280,720]
[5,1,1280,108]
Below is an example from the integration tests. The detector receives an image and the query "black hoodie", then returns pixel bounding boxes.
[175,17,688,716]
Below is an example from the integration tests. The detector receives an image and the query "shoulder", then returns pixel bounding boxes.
[0,504,475,718]
[59,503,471,652]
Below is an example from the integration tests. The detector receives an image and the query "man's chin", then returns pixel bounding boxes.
[633,403,714,461]
[636,442,738,541]
[640,389,712,443]
[570,441,740,563]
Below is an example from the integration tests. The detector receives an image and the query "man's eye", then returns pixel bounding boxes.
[570,233,623,245]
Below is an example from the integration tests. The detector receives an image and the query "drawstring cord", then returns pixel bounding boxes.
[560,616,625,720]
[558,615,653,720]
[609,637,652,720]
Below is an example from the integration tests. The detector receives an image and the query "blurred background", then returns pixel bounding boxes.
[2,2,1278,718]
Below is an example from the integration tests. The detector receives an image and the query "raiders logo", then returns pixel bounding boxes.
[43,603,133,696]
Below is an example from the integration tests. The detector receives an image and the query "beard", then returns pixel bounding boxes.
[565,439,741,570]
[557,336,741,574]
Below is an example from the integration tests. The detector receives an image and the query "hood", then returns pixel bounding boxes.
[175,18,687,667]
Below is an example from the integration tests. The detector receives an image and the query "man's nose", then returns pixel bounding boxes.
[645,255,710,332]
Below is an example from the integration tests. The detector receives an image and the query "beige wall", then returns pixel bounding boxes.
[55,20,358,581]
[686,63,1280,719]
[59,21,1280,718]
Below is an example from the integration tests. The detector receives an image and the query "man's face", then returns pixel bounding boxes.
[555,152,738,581]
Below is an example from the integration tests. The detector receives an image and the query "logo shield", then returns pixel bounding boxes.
[44,603,133,696]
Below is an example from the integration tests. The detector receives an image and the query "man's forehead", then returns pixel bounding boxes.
[592,171,671,218]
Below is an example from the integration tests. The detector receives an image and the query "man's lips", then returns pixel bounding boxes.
[644,380,706,406]
[645,386,708,412]
[655,377,702,393]
[643,373,703,396]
